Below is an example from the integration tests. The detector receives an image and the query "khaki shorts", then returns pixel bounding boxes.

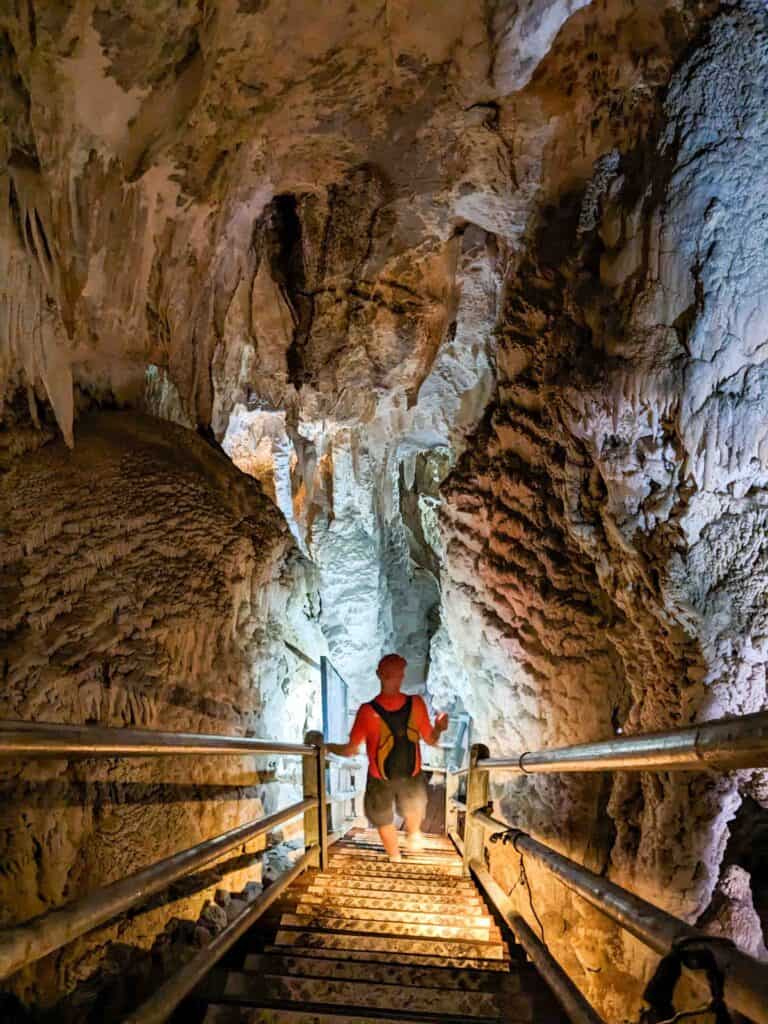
[364,773,428,828]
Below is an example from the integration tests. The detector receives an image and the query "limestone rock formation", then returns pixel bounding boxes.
[0,411,323,1014]
[2,2,768,1022]
[440,2,768,1017]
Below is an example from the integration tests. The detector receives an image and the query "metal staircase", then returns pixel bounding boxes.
[1,705,767,1022]
[199,829,564,1023]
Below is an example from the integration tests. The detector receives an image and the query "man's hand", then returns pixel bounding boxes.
[427,711,450,745]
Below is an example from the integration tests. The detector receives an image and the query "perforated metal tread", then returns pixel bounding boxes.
[242,953,516,991]
[198,829,563,1023]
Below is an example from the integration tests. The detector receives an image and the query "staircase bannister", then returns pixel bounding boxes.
[0,798,316,980]
[462,742,490,877]
[477,709,768,774]
[0,709,356,1020]
[471,859,605,1024]
[124,846,317,1024]
[303,730,329,870]
[472,808,768,1024]
[0,719,316,758]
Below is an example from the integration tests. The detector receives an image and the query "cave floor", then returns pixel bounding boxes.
[196,830,568,1023]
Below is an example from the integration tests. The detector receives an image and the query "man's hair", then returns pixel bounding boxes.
[376,653,407,677]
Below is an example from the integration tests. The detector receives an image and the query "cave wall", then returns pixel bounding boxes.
[438,3,768,1019]
[0,410,323,1014]
[2,2,768,1022]
[1,0,542,700]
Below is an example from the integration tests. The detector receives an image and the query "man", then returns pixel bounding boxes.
[326,653,449,862]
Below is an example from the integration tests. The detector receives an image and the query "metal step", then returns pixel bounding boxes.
[294,894,490,920]
[333,843,459,860]
[343,831,454,851]
[331,847,462,863]
[196,830,546,1024]
[273,928,509,963]
[202,1004,503,1024]
[242,953,514,991]
[305,876,476,896]
[214,970,504,1019]
[261,943,511,972]
[202,1007,452,1023]
[278,913,498,943]
[325,859,464,879]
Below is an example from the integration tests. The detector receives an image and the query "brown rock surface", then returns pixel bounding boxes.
[0,411,321,1015]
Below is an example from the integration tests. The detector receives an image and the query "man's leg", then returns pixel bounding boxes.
[403,811,425,851]
[364,776,401,861]
[378,823,401,860]
[396,775,428,851]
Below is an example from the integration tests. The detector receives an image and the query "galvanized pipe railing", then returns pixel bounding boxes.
[471,860,604,1024]
[0,708,369,1023]
[477,709,768,774]
[124,845,317,1024]
[0,797,316,980]
[470,808,768,1024]
[458,724,768,1024]
[0,719,316,759]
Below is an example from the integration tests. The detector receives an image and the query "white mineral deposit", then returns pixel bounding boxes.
[1,3,766,1023]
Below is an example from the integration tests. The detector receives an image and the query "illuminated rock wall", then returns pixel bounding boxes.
[438,4,768,1018]
[3,3,768,1022]
[0,410,323,1014]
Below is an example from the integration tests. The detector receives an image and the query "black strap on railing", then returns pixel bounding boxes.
[643,936,735,1024]
[488,819,522,850]
[488,822,736,1024]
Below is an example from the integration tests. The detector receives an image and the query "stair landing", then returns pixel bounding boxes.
[200,829,566,1023]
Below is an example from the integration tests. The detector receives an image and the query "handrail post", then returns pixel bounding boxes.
[304,730,328,869]
[444,768,457,837]
[320,656,330,736]
[462,742,489,876]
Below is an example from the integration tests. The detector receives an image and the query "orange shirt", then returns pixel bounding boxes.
[350,693,433,779]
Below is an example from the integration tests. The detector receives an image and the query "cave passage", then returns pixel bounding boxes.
[2,2,768,1023]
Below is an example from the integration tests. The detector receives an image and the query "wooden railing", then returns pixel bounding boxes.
[0,719,354,1022]
[450,710,768,1024]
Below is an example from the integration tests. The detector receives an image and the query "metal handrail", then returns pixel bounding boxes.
[0,798,315,980]
[326,751,366,765]
[471,860,604,1024]
[1,713,360,1022]
[125,846,316,1024]
[447,828,464,856]
[472,808,768,1024]
[0,719,316,758]
[477,710,768,774]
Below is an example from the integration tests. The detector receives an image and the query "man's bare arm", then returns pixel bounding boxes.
[326,741,363,757]
[424,712,450,746]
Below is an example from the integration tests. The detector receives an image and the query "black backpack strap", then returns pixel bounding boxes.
[370,696,412,724]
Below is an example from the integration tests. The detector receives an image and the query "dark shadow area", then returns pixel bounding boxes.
[713,795,768,946]
[0,846,268,1023]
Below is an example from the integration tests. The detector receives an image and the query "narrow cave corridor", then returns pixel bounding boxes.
[1,3,768,1023]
